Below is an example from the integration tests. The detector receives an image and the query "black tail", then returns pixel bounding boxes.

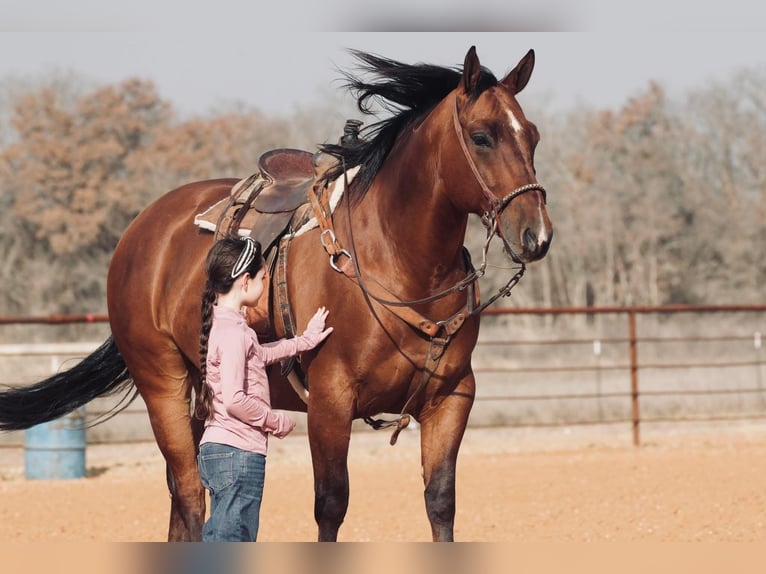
[0,336,135,431]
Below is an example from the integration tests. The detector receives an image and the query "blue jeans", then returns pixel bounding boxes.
[197,443,266,542]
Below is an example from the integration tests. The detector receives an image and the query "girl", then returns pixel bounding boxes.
[196,235,332,542]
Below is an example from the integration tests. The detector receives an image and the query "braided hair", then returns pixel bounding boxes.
[196,236,263,420]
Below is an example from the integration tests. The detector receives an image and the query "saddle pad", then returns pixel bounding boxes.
[294,166,360,236]
[194,197,246,235]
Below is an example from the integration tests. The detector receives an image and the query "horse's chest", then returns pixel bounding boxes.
[355,332,475,402]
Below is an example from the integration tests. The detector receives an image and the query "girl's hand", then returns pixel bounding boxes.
[302,306,333,348]
[273,413,296,438]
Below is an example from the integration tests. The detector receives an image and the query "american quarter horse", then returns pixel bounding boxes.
[0,46,552,541]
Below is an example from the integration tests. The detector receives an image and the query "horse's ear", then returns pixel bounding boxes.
[501,49,535,95]
[461,46,481,94]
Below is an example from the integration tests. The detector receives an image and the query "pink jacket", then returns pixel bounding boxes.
[200,305,307,456]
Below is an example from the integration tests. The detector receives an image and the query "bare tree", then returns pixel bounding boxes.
[1,66,765,316]
[677,68,766,304]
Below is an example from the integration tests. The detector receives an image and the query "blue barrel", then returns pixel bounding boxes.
[24,408,86,479]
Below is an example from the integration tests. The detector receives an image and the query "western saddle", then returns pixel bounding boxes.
[195,120,362,341]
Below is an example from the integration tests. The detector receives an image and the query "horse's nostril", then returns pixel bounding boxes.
[523,228,537,252]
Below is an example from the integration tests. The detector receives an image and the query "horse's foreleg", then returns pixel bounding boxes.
[419,372,475,542]
[307,396,353,541]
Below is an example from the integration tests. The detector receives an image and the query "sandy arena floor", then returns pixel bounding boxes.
[1,423,766,542]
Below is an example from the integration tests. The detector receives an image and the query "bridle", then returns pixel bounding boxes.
[308,95,547,443]
[450,97,547,238]
[334,96,547,312]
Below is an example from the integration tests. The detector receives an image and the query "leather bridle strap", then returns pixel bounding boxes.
[303,106,540,442]
[497,183,547,211]
[451,97,547,221]
[309,173,477,330]
[363,300,475,446]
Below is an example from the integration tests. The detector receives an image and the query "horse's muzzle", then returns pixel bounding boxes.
[502,225,552,263]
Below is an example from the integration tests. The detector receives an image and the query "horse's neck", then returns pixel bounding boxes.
[357,148,469,292]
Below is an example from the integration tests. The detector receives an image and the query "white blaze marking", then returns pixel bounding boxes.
[504,100,549,247]
[507,109,523,133]
[537,199,548,245]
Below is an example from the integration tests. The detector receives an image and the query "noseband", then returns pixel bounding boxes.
[451,98,546,227]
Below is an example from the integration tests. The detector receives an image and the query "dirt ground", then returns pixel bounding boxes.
[1,422,766,542]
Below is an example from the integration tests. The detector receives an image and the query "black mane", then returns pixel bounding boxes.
[320,49,498,201]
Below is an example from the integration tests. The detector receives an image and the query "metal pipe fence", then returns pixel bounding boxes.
[478,304,766,445]
[1,305,766,446]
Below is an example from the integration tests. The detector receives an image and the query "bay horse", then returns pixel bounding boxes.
[0,46,552,541]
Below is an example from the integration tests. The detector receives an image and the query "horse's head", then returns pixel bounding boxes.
[450,46,553,263]
[320,47,553,264]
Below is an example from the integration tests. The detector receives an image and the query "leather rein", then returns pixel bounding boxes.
[308,96,546,444]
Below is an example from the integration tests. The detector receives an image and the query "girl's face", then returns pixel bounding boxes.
[242,267,268,307]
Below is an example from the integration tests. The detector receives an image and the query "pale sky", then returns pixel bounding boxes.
[0,4,764,118]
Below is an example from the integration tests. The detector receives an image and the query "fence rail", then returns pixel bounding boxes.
[1,305,765,446]
[477,304,766,445]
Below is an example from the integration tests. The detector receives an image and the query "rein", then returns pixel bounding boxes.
[341,168,526,321]
[309,99,543,444]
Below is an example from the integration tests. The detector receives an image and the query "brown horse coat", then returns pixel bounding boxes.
[0,46,552,542]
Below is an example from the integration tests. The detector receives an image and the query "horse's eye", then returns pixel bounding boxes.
[470,133,492,148]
